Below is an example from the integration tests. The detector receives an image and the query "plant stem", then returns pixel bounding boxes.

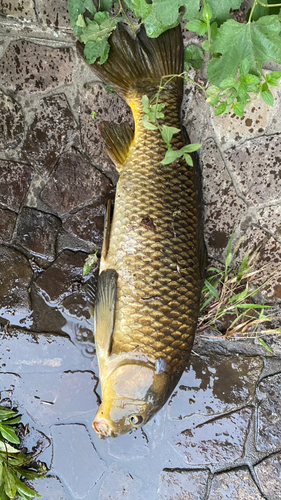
[202,0,212,53]
[248,0,258,23]
[117,0,137,36]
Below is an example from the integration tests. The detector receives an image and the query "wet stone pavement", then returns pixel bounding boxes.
[0,2,281,500]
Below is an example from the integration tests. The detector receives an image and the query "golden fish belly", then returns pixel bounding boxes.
[100,96,203,377]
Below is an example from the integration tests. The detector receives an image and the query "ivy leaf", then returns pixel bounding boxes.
[184,45,204,69]
[208,16,281,86]
[207,0,243,25]
[142,0,199,38]
[68,0,96,35]
[81,11,120,64]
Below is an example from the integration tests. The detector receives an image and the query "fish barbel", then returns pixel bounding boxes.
[79,23,206,438]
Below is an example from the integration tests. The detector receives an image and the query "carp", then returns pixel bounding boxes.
[79,23,206,438]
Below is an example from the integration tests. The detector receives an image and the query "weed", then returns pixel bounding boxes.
[0,406,47,500]
[198,235,281,350]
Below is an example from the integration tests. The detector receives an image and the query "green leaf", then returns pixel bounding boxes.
[215,101,227,115]
[161,125,180,145]
[204,279,220,299]
[3,416,22,426]
[0,409,17,422]
[161,148,182,165]
[0,424,20,444]
[83,252,98,277]
[207,0,243,25]
[240,58,250,75]
[0,443,20,455]
[13,467,44,481]
[14,475,40,498]
[206,85,220,97]
[220,76,238,89]
[183,153,193,166]
[261,82,274,106]
[91,110,96,119]
[266,70,281,86]
[180,143,201,153]
[202,40,210,51]
[184,45,204,69]
[232,101,245,117]
[0,484,10,500]
[142,0,199,38]
[3,467,17,498]
[208,16,281,86]
[142,118,158,130]
[68,0,96,36]
[258,338,273,353]
[202,3,212,23]
[186,19,208,36]
[141,95,150,109]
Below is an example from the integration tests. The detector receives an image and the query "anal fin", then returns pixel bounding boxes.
[101,121,134,170]
[95,269,118,356]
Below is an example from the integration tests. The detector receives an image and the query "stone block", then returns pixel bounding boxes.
[35,0,70,28]
[255,453,281,500]
[41,149,112,216]
[52,424,106,498]
[0,91,25,149]
[35,250,87,304]
[208,468,264,500]
[256,372,281,453]
[14,207,61,260]
[22,94,77,176]
[0,0,35,18]
[0,160,33,212]
[80,83,133,183]
[0,208,17,242]
[158,470,209,500]
[226,134,281,206]
[201,139,247,255]
[98,463,142,500]
[170,407,252,466]
[0,246,32,327]
[0,41,74,94]
[0,331,88,374]
[63,197,114,248]
[12,371,99,426]
[168,355,263,420]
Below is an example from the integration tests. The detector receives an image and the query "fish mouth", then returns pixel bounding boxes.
[93,418,113,439]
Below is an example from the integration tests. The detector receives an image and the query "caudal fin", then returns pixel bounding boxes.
[77,23,183,99]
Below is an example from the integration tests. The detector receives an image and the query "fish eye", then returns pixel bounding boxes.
[130,415,143,426]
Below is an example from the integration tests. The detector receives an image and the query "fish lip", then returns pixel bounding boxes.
[93,418,112,438]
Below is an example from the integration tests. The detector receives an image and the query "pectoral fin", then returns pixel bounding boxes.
[95,269,118,356]
[101,121,134,171]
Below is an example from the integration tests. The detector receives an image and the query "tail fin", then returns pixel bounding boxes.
[77,23,183,98]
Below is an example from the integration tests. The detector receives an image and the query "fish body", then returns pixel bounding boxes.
[80,24,206,437]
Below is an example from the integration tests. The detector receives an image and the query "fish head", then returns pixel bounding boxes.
[93,362,171,438]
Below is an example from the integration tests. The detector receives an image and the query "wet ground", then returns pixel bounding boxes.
[0,2,281,499]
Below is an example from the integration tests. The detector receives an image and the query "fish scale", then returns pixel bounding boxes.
[101,92,203,374]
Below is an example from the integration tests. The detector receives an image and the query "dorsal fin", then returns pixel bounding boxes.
[100,122,134,170]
